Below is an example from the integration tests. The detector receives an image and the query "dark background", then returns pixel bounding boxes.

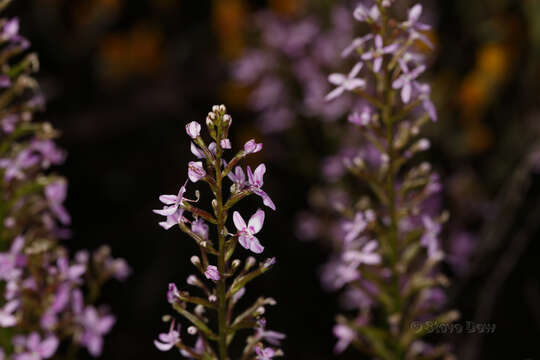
[6,0,540,358]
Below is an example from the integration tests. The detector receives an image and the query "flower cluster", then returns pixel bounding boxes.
[305,1,457,357]
[232,4,363,134]
[0,4,130,359]
[153,105,284,359]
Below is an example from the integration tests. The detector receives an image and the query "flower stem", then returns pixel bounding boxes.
[215,121,228,360]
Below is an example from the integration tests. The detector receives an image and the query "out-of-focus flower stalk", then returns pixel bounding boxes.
[153,105,284,359]
[322,1,458,358]
[0,2,130,358]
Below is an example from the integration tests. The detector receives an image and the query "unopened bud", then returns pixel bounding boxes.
[187,275,198,286]
[187,326,197,335]
[209,295,217,302]
[246,257,256,270]
[191,256,201,266]
[219,104,226,113]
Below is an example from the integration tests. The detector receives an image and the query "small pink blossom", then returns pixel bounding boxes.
[154,321,181,352]
[204,265,220,281]
[188,161,206,183]
[185,121,201,139]
[233,210,265,254]
[326,63,366,101]
[244,139,263,154]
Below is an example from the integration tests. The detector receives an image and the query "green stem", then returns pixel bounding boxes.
[378,1,403,358]
[214,118,228,360]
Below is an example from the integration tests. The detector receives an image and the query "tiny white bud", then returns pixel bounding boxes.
[212,105,220,113]
[187,326,197,335]
[194,305,205,316]
[190,256,201,266]
[231,259,241,268]
[411,127,419,135]
[206,117,213,127]
[246,257,256,269]
[209,295,217,302]
[417,139,430,151]
[223,114,232,124]
[255,306,265,315]
[219,104,226,113]
[187,275,198,286]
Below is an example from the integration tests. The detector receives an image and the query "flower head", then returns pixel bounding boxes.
[326,63,366,101]
[186,121,201,139]
[233,210,265,254]
[204,265,220,281]
[188,162,206,183]
[154,321,181,352]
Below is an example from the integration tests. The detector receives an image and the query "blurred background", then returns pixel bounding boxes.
[5,0,540,358]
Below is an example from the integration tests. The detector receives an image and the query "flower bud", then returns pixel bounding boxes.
[190,256,201,266]
[187,326,197,335]
[187,275,198,286]
[186,121,201,139]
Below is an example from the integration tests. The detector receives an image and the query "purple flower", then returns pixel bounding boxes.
[185,121,201,139]
[0,149,39,181]
[227,166,246,190]
[333,324,356,354]
[154,321,181,352]
[188,162,206,183]
[154,181,188,216]
[220,139,232,149]
[247,164,276,210]
[233,210,265,254]
[167,283,180,304]
[342,34,374,58]
[1,18,19,40]
[0,235,25,281]
[326,63,366,101]
[342,212,367,242]
[191,218,209,240]
[1,114,18,133]
[256,319,286,346]
[45,181,71,225]
[56,256,86,283]
[244,139,263,154]
[14,333,58,360]
[420,216,441,258]
[204,265,220,281]
[157,208,184,230]
[392,65,426,103]
[255,347,275,360]
[79,307,116,356]
[343,241,381,266]
[0,300,18,327]
[402,4,431,32]
[415,82,437,121]
[362,35,399,73]
[353,4,380,23]
[348,107,372,126]
[31,140,65,168]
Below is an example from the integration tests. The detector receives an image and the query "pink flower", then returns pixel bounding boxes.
[0,300,18,327]
[204,265,220,281]
[14,332,58,360]
[333,324,356,354]
[154,321,181,352]
[78,307,116,356]
[362,35,399,73]
[392,64,426,103]
[247,164,276,210]
[185,121,201,139]
[154,181,188,216]
[227,166,246,190]
[188,161,206,183]
[326,63,366,101]
[244,139,263,154]
[255,347,275,360]
[233,210,265,254]
[343,241,381,266]
[220,139,232,149]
